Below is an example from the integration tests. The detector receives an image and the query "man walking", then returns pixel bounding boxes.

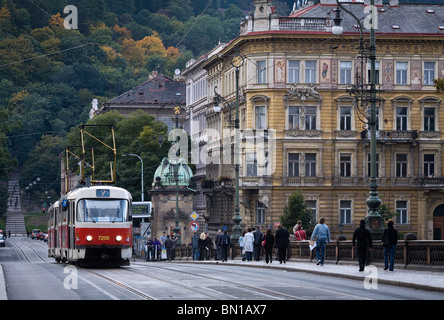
[352,220,372,272]
[275,224,290,264]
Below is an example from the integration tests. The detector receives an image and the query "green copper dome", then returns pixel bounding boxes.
[153,157,193,187]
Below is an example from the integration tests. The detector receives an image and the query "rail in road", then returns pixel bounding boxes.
[2,237,444,302]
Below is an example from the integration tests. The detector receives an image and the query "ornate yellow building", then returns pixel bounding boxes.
[200,0,444,240]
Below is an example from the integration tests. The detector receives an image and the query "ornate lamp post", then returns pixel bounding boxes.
[333,0,383,237]
[213,52,244,241]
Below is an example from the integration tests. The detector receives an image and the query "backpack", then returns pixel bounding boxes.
[221,234,229,246]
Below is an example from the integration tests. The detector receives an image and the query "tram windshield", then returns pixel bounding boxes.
[77,199,129,223]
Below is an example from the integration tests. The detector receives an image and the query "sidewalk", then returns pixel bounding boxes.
[142,258,444,293]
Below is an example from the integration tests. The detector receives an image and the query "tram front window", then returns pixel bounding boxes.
[77,199,129,222]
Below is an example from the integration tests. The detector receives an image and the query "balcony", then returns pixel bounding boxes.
[278,17,331,32]
[361,130,418,142]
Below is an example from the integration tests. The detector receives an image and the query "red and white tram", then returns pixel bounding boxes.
[48,186,133,266]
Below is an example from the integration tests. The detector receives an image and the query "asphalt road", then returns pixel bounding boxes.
[1,236,443,308]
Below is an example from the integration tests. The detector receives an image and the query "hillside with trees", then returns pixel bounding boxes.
[0,0,297,212]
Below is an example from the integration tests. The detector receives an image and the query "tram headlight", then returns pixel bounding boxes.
[116,235,122,242]
[86,235,93,242]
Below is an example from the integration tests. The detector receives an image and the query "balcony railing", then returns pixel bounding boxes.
[361,130,419,142]
[279,17,331,32]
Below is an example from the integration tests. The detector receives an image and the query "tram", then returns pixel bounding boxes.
[48,185,132,266]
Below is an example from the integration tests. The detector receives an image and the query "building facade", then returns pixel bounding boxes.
[198,0,444,240]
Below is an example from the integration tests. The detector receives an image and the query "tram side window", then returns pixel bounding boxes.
[76,199,129,222]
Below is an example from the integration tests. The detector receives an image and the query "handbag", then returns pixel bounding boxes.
[261,239,266,246]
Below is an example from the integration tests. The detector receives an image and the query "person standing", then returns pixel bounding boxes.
[191,232,199,261]
[164,235,173,261]
[220,230,232,262]
[311,217,331,266]
[239,231,246,261]
[293,220,307,241]
[275,224,290,264]
[215,229,223,261]
[352,220,372,271]
[205,232,213,260]
[263,228,275,264]
[243,228,254,261]
[253,226,264,261]
[198,232,207,260]
[382,219,398,271]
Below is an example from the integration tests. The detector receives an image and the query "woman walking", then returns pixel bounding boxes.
[382,219,398,271]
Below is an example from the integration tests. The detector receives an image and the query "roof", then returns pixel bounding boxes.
[104,73,186,106]
[296,3,444,35]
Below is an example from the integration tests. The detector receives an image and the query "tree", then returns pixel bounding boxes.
[280,189,315,236]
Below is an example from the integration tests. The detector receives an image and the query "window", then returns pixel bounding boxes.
[367,153,379,177]
[288,60,300,83]
[256,201,265,224]
[255,106,266,129]
[396,107,408,130]
[340,107,352,130]
[288,153,300,177]
[340,200,352,224]
[424,107,435,131]
[396,62,408,85]
[396,154,408,177]
[246,152,257,176]
[305,60,317,83]
[424,62,435,86]
[288,106,300,130]
[340,154,352,177]
[367,61,380,84]
[257,60,266,84]
[340,61,352,84]
[305,200,317,224]
[76,199,130,222]
[305,153,316,177]
[305,106,317,130]
[396,200,408,224]
[424,154,435,177]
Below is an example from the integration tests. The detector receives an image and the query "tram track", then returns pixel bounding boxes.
[127,263,304,300]
[9,238,48,263]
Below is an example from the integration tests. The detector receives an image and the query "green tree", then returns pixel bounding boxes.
[280,189,315,236]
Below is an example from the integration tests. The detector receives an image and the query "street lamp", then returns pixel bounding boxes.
[213,52,244,241]
[332,0,383,237]
[122,153,144,202]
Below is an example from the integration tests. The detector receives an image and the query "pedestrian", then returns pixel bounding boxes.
[275,224,290,264]
[191,232,199,261]
[170,234,178,260]
[243,228,254,261]
[311,217,331,266]
[239,231,246,261]
[146,237,154,261]
[215,229,223,260]
[293,220,307,241]
[382,219,398,271]
[220,230,232,262]
[253,226,264,261]
[164,235,173,261]
[160,231,167,245]
[263,228,275,264]
[198,232,207,260]
[205,232,213,260]
[153,238,161,260]
[352,220,372,271]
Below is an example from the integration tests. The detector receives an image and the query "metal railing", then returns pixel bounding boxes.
[151,240,444,268]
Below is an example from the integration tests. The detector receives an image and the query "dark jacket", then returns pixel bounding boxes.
[352,225,372,249]
[264,233,275,250]
[275,227,290,248]
[164,237,173,249]
[382,226,398,245]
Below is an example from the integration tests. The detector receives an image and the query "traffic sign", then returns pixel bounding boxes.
[190,211,199,221]
[189,221,199,232]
